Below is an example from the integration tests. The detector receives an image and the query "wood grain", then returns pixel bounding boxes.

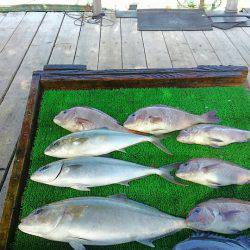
[98,14,122,69]
[0,12,63,187]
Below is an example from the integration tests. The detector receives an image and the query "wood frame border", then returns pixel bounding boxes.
[0,65,248,249]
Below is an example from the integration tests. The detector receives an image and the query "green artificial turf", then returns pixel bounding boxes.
[12,86,250,250]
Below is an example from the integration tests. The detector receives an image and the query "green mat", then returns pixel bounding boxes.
[12,86,250,249]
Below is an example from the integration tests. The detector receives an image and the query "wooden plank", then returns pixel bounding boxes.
[74,20,100,70]
[204,28,247,66]
[44,64,87,71]
[121,18,147,69]
[183,31,221,65]
[142,31,172,68]
[98,14,122,70]
[0,12,25,52]
[40,65,248,90]
[242,27,250,37]
[0,13,5,24]
[0,12,45,102]
[224,27,250,66]
[0,12,64,185]
[49,13,80,64]
[0,159,14,221]
[162,31,196,67]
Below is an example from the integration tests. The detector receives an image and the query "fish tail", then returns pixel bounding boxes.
[158,164,186,186]
[247,131,250,141]
[201,111,219,124]
[150,137,172,155]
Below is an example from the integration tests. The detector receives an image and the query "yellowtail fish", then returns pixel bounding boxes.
[18,195,187,249]
[45,128,171,158]
[31,157,182,191]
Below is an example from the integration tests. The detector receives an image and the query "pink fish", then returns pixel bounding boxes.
[124,105,219,135]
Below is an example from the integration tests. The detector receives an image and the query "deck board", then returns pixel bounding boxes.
[0,12,45,102]
[98,14,122,70]
[162,31,196,67]
[224,27,250,66]
[0,12,249,220]
[142,31,172,68]
[121,18,147,69]
[183,31,221,65]
[204,28,247,66]
[49,13,80,64]
[0,12,63,192]
[0,12,25,52]
[74,20,100,69]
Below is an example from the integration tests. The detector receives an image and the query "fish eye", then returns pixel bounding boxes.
[39,165,49,171]
[131,114,135,117]
[53,141,60,146]
[34,208,43,215]
[194,207,201,213]
[63,110,67,114]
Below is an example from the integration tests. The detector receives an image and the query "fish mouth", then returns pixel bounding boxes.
[53,116,61,125]
[44,145,55,156]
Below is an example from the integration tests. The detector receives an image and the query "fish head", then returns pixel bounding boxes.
[176,159,200,179]
[186,205,215,230]
[177,128,194,143]
[53,107,82,132]
[30,161,63,184]
[124,109,163,133]
[44,136,72,158]
[18,205,64,237]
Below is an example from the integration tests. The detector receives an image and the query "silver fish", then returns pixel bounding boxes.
[31,157,182,191]
[177,124,250,147]
[53,106,127,132]
[124,105,219,135]
[173,233,250,250]
[18,195,187,249]
[44,128,171,158]
[175,158,250,188]
[186,198,250,234]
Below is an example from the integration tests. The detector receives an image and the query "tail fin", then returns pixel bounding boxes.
[150,137,172,155]
[246,131,250,141]
[158,164,186,186]
[201,111,219,124]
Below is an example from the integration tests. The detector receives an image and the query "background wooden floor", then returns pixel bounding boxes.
[0,11,249,219]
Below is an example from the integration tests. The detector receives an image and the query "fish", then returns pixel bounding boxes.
[175,158,250,188]
[53,106,127,132]
[177,124,250,147]
[44,128,171,158]
[30,156,183,191]
[173,232,250,250]
[18,195,187,249]
[186,198,250,234]
[123,105,219,135]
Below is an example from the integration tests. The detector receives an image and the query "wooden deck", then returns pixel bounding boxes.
[0,11,249,218]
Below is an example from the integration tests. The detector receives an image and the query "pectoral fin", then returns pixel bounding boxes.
[118,149,126,153]
[71,185,90,191]
[118,180,130,186]
[137,239,155,247]
[208,138,224,146]
[221,210,241,220]
[202,164,218,173]
[69,240,86,250]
